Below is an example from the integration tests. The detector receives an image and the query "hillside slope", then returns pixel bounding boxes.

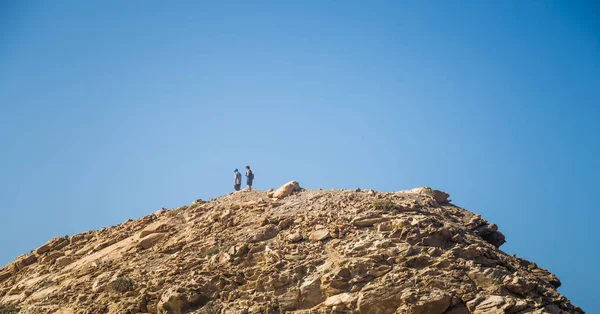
[0,183,583,314]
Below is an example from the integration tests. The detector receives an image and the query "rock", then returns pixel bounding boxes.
[14,253,37,270]
[323,292,356,307]
[35,237,69,255]
[278,218,294,230]
[407,187,450,204]
[309,229,330,242]
[138,233,167,249]
[433,190,450,204]
[56,256,73,267]
[227,244,249,257]
[474,223,506,248]
[52,237,70,251]
[357,280,404,314]
[248,225,279,242]
[321,272,351,296]
[276,288,299,311]
[0,270,11,283]
[0,186,582,314]
[298,276,325,309]
[287,231,303,243]
[445,305,471,314]
[139,223,170,238]
[467,295,514,314]
[394,243,413,257]
[41,251,64,264]
[504,276,536,295]
[352,216,388,227]
[400,290,451,314]
[35,243,52,255]
[94,239,116,251]
[157,287,210,314]
[271,181,301,198]
[531,267,562,288]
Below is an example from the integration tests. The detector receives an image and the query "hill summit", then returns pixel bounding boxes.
[0,182,583,313]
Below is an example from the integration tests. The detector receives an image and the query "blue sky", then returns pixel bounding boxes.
[1,1,598,311]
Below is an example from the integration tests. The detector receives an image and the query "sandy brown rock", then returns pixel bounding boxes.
[138,232,167,249]
[309,229,330,242]
[139,223,171,238]
[0,186,584,314]
[56,256,72,267]
[271,181,301,198]
[0,270,11,283]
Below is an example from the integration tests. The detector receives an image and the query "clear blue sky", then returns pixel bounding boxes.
[1,1,598,311]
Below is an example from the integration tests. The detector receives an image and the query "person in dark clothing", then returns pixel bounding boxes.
[245,165,254,191]
[234,168,242,191]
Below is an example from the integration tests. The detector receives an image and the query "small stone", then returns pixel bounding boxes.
[309,229,330,242]
[287,231,303,243]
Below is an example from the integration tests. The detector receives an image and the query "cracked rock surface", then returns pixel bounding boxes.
[0,184,583,313]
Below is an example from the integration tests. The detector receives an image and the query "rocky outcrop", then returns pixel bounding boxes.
[0,184,583,313]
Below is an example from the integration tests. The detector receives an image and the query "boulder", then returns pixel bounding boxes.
[433,190,450,204]
[474,223,506,248]
[35,243,52,255]
[271,181,301,198]
[14,254,37,270]
[35,237,69,255]
[408,187,450,204]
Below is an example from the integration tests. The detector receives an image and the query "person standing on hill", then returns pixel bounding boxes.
[233,169,242,191]
[245,165,254,191]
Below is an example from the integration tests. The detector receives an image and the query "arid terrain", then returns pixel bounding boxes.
[0,182,583,313]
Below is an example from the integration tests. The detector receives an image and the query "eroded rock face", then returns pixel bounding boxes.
[0,186,584,314]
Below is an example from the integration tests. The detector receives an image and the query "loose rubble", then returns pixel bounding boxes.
[0,183,583,313]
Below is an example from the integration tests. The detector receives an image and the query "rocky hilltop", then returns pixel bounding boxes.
[0,183,584,314]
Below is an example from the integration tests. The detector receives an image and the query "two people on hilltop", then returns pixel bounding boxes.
[234,166,254,191]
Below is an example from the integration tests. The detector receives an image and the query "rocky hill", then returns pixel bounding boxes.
[0,183,584,314]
